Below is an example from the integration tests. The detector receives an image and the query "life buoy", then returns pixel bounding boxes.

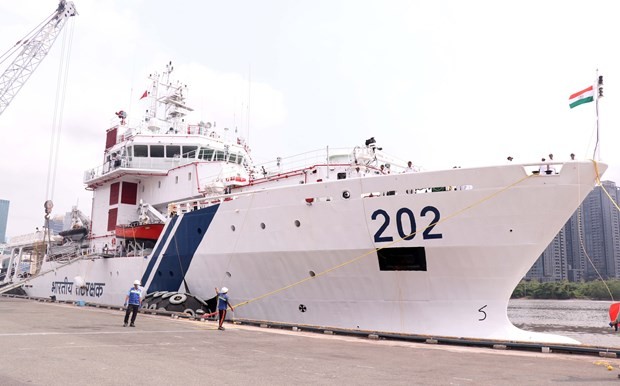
[169,293,187,305]
[183,308,195,316]
[161,292,174,299]
[151,291,166,298]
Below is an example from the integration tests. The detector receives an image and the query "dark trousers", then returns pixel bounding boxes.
[124,304,139,324]
[218,309,227,327]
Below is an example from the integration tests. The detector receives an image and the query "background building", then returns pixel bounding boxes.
[0,200,8,243]
[526,181,620,282]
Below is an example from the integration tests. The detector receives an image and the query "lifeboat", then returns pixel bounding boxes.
[58,226,88,242]
[115,222,164,241]
[224,175,248,187]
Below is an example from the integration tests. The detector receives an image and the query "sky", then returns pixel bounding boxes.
[1,0,619,239]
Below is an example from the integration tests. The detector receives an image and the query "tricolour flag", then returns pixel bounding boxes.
[568,85,594,109]
[139,90,148,100]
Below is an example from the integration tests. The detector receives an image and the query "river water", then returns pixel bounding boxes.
[508,299,620,348]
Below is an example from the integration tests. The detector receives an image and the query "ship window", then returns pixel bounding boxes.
[198,148,214,161]
[377,247,427,271]
[175,176,178,184]
[134,145,148,157]
[214,151,225,161]
[166,145,181,158]
[237,156,243,165]
[121,182,138,205]
[107,208,118,232]
[182,146,198,158]
[151,145,164,158]
[229,154,237,163]
[105,128,117,150]
[109,182,120,205]
[188,172,192,181]
[127,147,133,157]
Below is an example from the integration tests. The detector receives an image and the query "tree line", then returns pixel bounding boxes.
[512,280,620,300]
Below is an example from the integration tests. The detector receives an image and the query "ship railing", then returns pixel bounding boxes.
[521,161,565,175]
[251,146,409,177]
[83,156,197,183]
[252,147,352,176]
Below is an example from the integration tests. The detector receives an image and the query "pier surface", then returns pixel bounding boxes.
[0,297,617,385]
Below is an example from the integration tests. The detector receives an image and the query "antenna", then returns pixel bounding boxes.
[247,63,251,145]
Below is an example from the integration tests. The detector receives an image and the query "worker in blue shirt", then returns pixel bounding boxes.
[216,287,234,330]
[123,280,142,327]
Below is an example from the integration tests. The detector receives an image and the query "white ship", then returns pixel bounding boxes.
[1,64,606,345]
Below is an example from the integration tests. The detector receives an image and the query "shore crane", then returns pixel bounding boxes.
[0,0,77,116]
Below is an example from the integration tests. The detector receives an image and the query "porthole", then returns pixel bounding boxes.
[294,220,301,227]
[197,227,202,234]
[342,190,351,199]
[260,222,266,229]
[231,225,236,231]
[226,272,232,278]
[309,270,316,277]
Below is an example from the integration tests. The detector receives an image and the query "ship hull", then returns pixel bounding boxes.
[19,161,604,344]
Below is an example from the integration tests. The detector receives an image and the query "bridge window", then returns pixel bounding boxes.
[182,146,197,158]
[151,145,164,158]
[214,151,225,161]
[134,145,148,157]
[198,148,214,161]
[237,156,243,165]
[229,154,237,163]
[166,145,181,158]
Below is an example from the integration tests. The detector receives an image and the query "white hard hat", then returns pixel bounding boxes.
[134,280,141,286]
[221,287,228,293]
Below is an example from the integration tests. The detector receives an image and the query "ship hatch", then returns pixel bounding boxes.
[377,247,427,271]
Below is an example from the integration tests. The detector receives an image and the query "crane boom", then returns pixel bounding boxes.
[0,1,77,116]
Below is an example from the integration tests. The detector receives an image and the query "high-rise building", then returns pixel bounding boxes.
[526,181,620,282]
[0,199,8,243]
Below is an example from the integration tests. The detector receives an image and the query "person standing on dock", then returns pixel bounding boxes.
[216,287,234,330]
[123,280,142,327]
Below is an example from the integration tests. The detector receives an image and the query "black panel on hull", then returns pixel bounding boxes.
[377,247,427,271]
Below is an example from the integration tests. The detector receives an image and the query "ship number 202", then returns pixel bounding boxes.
[371,206,443,243]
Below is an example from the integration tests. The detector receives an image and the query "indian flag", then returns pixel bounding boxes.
[568,85,594,109]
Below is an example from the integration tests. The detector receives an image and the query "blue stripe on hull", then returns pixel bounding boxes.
[146,204,219,293]
[140,216,179,286]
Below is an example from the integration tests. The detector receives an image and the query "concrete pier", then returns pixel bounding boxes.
[0,297,617,385]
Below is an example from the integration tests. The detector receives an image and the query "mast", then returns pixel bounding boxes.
[594,71,603,161]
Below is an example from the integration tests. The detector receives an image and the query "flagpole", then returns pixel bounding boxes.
[594,70,603,161]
